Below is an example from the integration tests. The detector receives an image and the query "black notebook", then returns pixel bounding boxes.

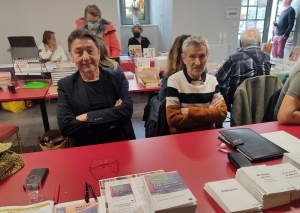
[219,128,287,162]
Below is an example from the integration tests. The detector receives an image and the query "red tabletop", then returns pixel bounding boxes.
[0,80,51,102]
[0,122,300,212]
[120,60,155,73]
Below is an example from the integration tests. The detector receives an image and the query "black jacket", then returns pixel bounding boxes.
[57,68,135,147]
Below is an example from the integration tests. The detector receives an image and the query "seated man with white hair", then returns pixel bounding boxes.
[166,36,227,134]
[215,28,271,110]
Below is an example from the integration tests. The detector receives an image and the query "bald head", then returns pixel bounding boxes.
[240,28,261,47]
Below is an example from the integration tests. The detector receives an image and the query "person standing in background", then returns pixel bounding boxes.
[272,0,295,58]
[75,4,121,60]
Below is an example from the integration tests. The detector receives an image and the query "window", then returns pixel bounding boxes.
[119,0,150,25]
[274,0,299,44]
[238,0,267,43]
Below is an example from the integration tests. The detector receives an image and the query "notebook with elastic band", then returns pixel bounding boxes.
[219,128,287,162]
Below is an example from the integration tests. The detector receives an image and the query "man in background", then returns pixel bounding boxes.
[272,0,295,58]
[215,28,271,111]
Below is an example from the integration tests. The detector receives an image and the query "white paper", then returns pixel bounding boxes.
[261,131,300,153]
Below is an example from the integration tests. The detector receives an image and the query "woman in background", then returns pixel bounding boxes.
[39,31,68,62]
[158,35,190,101]
[96,36,123,73]
[128,23,150,55]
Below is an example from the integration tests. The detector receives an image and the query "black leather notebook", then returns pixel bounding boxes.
[219,128,287,162]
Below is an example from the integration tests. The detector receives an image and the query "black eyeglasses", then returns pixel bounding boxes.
[89,156,119,180]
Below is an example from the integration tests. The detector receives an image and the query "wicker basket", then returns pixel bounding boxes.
[38,130,67,151]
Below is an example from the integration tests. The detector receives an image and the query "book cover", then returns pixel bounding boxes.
[143,48,155,58]
[143,171,196,211]
[204,178,261,213]
[129,45,143,58]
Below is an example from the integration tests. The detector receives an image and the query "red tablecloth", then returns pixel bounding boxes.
[120,61,155,73]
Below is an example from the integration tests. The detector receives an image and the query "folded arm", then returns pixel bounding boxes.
[188,100,227,124]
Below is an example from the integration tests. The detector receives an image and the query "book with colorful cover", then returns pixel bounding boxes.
[103,171,196,213]
[99,170,164,213]
[143,48,155,58]
[129,45,143,58]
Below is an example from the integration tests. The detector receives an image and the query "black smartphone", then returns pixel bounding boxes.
[23,168,49,190]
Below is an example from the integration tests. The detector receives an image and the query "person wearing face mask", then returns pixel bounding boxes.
[38,30,68,62]
[127,23,151,55]
[75,4,121,60]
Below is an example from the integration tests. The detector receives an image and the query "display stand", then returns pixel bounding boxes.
[7,36,49,80]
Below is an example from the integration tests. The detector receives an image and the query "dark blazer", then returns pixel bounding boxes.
[57,68,136,147]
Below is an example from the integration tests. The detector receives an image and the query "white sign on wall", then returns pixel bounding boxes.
[226,7,239,19]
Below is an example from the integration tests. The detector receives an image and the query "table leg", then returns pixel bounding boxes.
[39,99,50,132]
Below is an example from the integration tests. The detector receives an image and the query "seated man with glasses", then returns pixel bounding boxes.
[166,36,227,134]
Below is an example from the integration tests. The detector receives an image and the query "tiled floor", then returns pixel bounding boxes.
[0,93,230,153]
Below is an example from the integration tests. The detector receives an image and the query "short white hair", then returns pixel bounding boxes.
[240,28,261,46]
[182,36,209,55]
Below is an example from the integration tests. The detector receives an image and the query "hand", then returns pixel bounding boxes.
[115,99,122,106]
[180,108,189,115]
[273,21,277,27]
[49,44,57,52]
[209,99,222,108]
[76,113,87,122]
[56,58,61,62]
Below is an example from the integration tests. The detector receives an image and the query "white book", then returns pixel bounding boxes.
[104,171,196,213]
[283,153,300,169]
[143,48,156,58]
[237,165,294,195]
[269,163,300,200]
[204,179,261,213]
[260,131,300,153]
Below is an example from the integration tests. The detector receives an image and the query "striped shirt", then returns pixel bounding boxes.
[166,68,227,134]
[215,44,271,104]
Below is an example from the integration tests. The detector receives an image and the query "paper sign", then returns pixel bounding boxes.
[226,7,239,19]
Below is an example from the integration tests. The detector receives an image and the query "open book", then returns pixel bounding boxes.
[104,171,197,213]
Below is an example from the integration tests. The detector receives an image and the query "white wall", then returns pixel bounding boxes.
[172,0,241,55]
[0,0,120,64]
[119,25,159,54]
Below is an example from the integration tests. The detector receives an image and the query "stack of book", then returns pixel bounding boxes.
[51,67,76,85]
[139,76,160,88]
[103,171,197,213]
[204,178,262,213]
[270,163,300,201]
[236,165,294,209]
[282,153,300,169]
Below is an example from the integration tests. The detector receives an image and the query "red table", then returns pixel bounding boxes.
[0,122,300,212]
[0,80,51,131]
[128,78,160,93]
[120,60,155,73]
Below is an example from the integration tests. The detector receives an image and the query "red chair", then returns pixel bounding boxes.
[0,124,23,153]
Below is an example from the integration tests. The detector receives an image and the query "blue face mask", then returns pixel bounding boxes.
[87,22,100,29]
